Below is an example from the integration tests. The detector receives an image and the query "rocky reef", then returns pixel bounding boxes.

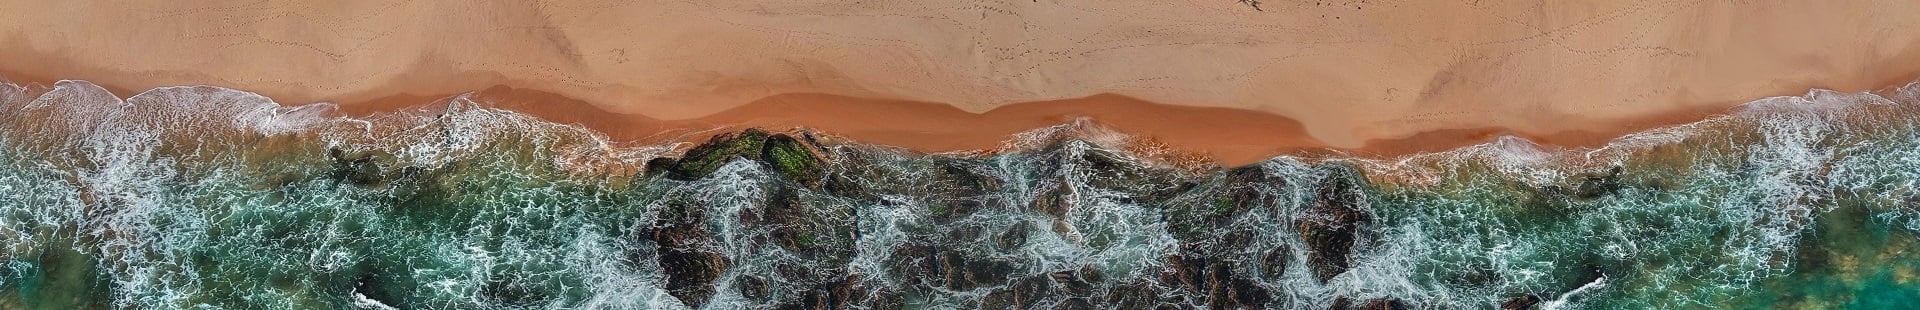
[626,128,1427,309]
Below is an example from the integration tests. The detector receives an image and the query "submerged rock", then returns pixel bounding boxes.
[1105,279,1174,310]
[1160,252,1275,309]
[1053,297,1095,310]
[1030,185,1071,218]
[780,274,901,310]
[738,276,770,301]
[1572,166,1625,200]
[1330,297,1409,310]
[997,221,1031,250]
[352,273,400,308]
[327,147,388,187]
[1501,294,1541,309]
[981,274,1054,309]
[1051,268,1099,297]
[1259,246,1290,279]
[888,242,1021,291]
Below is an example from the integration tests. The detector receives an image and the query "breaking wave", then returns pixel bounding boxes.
[1,79,1918,309]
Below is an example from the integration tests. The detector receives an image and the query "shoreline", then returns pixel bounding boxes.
[14,75,1911,167]
[6,1,1920,159]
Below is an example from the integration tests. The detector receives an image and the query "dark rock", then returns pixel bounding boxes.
[887,243,937,287]
[352,273,398,308]
[643,157,678,177]
[822,172,868,200]
[1162,254,1206,293]
[1050,270,1096,297]
[1031,185,1071,218]
[1161,253,1272,309]
[1054,297,1096,310]
[888,242,1020,291]
[1573,166,1624,200]
[762,133,827,187]
[1260,246,1290,279]
[1106,279,1171,310]
[765,189,817,251]
[783,274,885,310]
[1068,144,1192,203]
[755,187,858,264]
[867,288,906,310]
[923,160,1001,222]
[949,224,985,242]
[982,274,1054,309]
[998,221,1031,250]
[1358,298,1409,310]
[951,253,1020,291]
[650,201,731,307]
[1219,166,1282,214]
[657,250,729,307]
[1329,297,1407,310]
[1329,297,1353,310]
[1297,165,1373,283]
[662,129,831,186]
[1078,266,1105,284]
[1500,295,1540,309]
[738,276,770,301]
[820,151,891,202]
[667,129,771,180]
[1204,262,1272,309]
[1167,166,1281,241]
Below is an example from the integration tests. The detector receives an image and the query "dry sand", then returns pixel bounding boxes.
[3,0,1919,165]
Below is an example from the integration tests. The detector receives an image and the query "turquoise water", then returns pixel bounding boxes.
[0,80,1917,309]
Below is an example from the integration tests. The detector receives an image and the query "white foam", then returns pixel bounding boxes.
[350,290,401,310]
[1541,274,1608,310]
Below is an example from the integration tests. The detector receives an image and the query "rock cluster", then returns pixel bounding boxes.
[631,129,1404,309]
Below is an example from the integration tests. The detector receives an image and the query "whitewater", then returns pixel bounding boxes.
[1,79,1918,309]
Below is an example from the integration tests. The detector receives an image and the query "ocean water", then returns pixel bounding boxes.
[0,79,1917,309]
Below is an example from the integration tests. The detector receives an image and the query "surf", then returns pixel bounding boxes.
[1,78,1918,308]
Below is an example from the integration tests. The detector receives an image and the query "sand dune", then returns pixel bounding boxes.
[2,0,1918,164]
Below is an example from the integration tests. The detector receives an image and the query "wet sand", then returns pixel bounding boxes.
[3,0,1920,166]
[340,85,1325,166]
[4,73,1917,167]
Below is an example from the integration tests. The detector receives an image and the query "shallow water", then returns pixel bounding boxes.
[1,80,1918,309]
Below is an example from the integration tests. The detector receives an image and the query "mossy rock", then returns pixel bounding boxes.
[760,133,826,187]
[666,129,770,180]
[662,129,829,187]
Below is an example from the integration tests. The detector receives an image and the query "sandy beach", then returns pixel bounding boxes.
[3,0,1919,165]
